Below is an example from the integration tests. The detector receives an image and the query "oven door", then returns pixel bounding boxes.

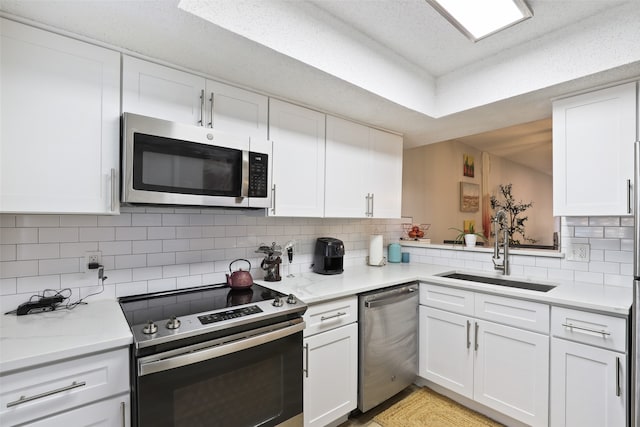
[135,320,304,427]
[122,112,252,208]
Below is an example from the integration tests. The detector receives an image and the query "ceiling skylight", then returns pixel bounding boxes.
[426,0,533,42]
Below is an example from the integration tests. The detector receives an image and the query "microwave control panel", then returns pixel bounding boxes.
[248,152,268,197]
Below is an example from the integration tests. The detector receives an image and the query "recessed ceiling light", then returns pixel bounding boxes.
[426,0,533,42]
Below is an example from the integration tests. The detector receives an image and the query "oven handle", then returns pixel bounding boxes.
[138,320,305,376]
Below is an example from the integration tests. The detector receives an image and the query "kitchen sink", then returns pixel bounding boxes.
[440,272,556,292]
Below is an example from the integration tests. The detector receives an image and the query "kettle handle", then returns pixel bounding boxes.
[229,258,251,272]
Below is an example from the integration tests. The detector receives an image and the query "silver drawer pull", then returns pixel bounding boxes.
[561,322,611,336]
[7,381,86,408]
[320,312,346,321]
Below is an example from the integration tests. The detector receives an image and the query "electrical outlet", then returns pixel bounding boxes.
[84,251,102,271]
[566,244,589,262]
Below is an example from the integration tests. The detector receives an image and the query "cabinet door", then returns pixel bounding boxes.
[325,116,369,217]
[474,320,549,427]
[369,128,403,218]
[269,99,325,217]
[550,338,626,427]
[304,323,358,427]
[206,79,268,143]
[24,394,130,427]
[122,55,206,125]
[553,82,637,216]
[418,306,473,399]
[0,19,120,214]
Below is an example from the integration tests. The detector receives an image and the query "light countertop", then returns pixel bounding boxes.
[259,263,632,316]
[0,299,132,374]
[0,262,631,375]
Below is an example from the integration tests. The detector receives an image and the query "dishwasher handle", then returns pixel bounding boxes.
[364,287,418,308]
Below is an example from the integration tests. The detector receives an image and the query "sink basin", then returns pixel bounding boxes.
[440,272,556,292]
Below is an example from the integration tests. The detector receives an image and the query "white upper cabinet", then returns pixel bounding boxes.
[122,55,205,125]
[0,19,120,214]
[325,116,403,218]
[122,56,268,142]
[269,99,326,217]
[553,82,637,216]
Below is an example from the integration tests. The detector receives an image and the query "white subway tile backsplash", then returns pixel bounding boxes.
[116,281,148,297]
[132,267,163,281]
[1,260,38,278]
[574,226,603,238]
[17,243,60,260]
[148,227,176,240]
[1,245,16,261]
[0,215,16,227]
[60,215,97,227]
[189,214,215,226]
[147,252,176,267]
[163,239,190,252]
[190,238,215,251]
[604,250,633,263]
[116,227,147,241]
[176,227,203,239]
[115,254,148,269]
[132,240,162,254]
[588,261,620,274]
[39,258,80,275]
[176,251,203,264]
[574,271,604,285]
[589,217,620,226]
[621,217,634,227]
[17,275,60,293]
[98,214,132,227]
[564,217,589,226]
[60,242,98,258]
[40,227,79,243]
[162,214,190,226]
[16,215,60,227]
[605,226,634,239]
[79,227,113,242]
[0,228,38,244]
[163,264,189,278]
[0,278,17,295]
[214,215,237,226]
[132,214,162,227]
[588,239,621,250]
[99,241,132,256]
[148,278,177,293]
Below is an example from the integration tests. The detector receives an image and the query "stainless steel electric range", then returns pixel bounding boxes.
[119,283,307,427]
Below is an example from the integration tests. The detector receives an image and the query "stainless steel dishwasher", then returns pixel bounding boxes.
[358,282,419,412]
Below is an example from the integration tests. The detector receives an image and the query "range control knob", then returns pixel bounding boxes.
[272,296,284,307]
[166,316,181,330]
[142,320,158,335]
[286,294,297,304]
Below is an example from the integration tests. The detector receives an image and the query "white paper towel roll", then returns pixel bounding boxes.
[368,235,384,266]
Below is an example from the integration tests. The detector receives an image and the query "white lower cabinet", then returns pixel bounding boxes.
[0,348,130,427]
[550,307,627,427]
[419,283,549,427]
[303,297,358,427]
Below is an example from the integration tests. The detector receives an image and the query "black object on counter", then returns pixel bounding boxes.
[312,237,345,275]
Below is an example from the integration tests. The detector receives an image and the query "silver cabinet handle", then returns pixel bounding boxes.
[110,168,117,212]
[370,193,374,217]
[208,92,214,128]
[271,184,276,215]
[466,320,471,349]
[474,322,479,351]
[616,356,621,397]
[627,179,632,214]
[6,381,86,407]
[198,89,205,126]
[304,343,309,378]
[561,322,611,337]
[320,311,346,321]
[365,193,370,216]
[121,401,126,427]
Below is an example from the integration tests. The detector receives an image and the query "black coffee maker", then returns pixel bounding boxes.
[312,237,344,275]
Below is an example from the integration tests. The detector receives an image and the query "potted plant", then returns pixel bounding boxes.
[449,224,487,248]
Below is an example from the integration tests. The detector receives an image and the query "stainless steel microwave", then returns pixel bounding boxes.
[121,113,271,209]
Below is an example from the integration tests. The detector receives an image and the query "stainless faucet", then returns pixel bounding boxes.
[492,210,510,275]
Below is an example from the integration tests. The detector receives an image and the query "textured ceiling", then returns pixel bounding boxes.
[1,0,639,174]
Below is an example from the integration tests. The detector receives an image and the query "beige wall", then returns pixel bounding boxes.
[402,141,555,245]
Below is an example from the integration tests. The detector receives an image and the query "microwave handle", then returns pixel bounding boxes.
[241,150,249,198]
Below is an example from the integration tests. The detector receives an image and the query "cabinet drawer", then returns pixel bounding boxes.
[0,348,129,426]
[303,296,357,337]
[551,307,626,352]
[420,283,474,316]
[475,293,549,333]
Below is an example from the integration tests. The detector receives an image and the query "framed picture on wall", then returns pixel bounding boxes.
[460,182,479,212]
[463,153,474,177]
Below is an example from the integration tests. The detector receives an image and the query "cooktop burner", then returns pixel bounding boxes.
[119,283,306,353]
